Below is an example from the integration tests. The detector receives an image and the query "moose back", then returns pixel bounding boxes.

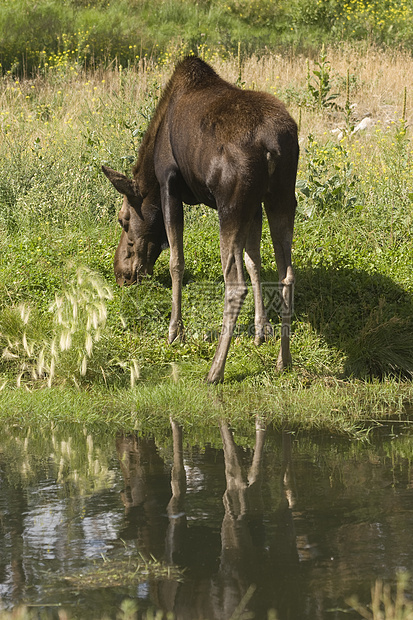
[102,56,299,383]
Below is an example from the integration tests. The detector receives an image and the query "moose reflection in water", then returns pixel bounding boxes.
[116,420,301,619]
[2,426,413,617]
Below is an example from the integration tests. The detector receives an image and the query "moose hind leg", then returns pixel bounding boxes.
[277,266,294,371]
[264,196,295,371]
[207,233,248,384]
[244,206,272,345]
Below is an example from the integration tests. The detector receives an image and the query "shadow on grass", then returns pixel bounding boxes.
[118,261,413,381]
[290,265,413,379]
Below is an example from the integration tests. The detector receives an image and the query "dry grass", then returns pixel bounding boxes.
[237,45,412,137]
[2,43,412,140]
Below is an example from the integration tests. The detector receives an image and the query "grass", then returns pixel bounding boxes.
[0,42,412,432]
[0,378,412,438]
[1,573,413,619]
[63,554,184,589]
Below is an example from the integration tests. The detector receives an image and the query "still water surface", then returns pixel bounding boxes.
[1,420,413,619]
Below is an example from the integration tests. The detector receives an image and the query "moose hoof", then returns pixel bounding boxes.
[168,324,185,344]
[206,368,225,384]
[254,322,273,346]
[276,350,292,372]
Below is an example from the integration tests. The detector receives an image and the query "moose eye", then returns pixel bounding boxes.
[118,217,129,232]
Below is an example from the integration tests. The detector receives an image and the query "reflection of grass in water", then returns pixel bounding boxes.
[63,553,184,589]
[0,422,117,495]
[0,598,151,619]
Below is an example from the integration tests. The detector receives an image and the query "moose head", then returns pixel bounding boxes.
[102,165,167,286]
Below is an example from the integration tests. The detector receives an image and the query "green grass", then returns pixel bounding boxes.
[0,378,412,438]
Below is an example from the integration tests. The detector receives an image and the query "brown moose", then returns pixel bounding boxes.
[102,56,299,383]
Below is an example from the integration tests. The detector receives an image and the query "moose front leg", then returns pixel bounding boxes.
[161,185,185,343]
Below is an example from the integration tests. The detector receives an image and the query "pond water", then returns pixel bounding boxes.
[1,419,413,619]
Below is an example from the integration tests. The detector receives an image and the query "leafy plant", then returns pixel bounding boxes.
[306,46,339,110]
[296,135,363,216]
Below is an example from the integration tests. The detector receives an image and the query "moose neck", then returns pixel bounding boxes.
[132,72,182,197]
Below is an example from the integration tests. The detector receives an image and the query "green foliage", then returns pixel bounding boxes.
[2,0,413,77]
[305,46,340,110]
[296,136,363,216]
[291,114,413,380]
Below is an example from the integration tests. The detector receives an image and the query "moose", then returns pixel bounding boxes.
[102,56,299,383]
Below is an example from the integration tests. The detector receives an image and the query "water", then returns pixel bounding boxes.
[1,420,413,619]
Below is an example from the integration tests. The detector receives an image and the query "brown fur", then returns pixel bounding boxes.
[102,56,299,383]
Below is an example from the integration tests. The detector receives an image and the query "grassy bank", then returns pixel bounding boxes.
[0,379,412,437]
[0,44,412,432]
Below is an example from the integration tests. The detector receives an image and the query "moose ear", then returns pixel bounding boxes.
[102,166,139,198]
